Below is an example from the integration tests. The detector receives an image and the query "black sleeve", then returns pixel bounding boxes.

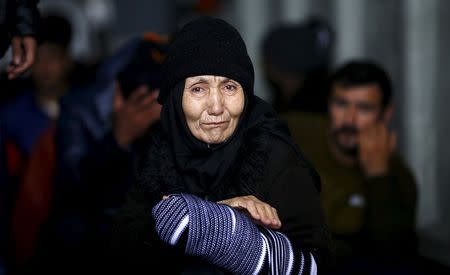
[13,0,40,37]
[362,157,418,261]
[258,138,334,273]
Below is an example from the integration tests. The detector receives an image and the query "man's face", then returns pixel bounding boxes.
[182,75,245,144]
[328,83,385,156]
[32,43,71,94]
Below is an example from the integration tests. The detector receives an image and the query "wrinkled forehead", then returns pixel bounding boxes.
[184,75,242,86]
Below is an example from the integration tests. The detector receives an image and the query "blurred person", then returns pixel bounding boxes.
[32,33,168,274]
[283,60,419,274]
[0,0,40,79]
[0,13,73,186]
[110,16,332,274]
[261,17,334,114]
[0,12,72,275]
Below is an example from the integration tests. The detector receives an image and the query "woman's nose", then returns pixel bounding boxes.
[207,89,225,115]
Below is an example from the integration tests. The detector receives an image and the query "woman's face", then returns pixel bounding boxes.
[182,75,245,144]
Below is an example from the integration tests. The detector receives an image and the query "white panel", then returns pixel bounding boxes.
[404,0,439,229]
[280,0,310,23]
[334,0,365,64]
[235,0,272,101]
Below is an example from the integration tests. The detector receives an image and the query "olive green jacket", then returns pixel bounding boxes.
[282,111,418,267]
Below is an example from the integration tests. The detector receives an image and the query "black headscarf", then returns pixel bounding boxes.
[159,80,296,198]
[137,16,320,201]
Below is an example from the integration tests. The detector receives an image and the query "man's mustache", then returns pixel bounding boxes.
[332,125,358,136]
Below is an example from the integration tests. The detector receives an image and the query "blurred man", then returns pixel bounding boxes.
[34,33,167,274]
[0,12,72,275]
[0,0,40,79]
[261,17,334,114]
[0,13,73,185]
[283,60,419,274]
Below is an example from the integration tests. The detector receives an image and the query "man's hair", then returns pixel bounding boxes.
[261,16,334,75]
[37,13,73,50]
[329,60,392,109]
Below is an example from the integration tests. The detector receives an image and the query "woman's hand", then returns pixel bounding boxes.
[218,195,281,229]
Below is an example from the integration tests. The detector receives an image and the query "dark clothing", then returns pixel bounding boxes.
[11,124,55,272]
[0,118,10,274]
[0,0,40,57]
[0,91,51,274]
[269,69,329,114]
[32,81,129,272]
[0,92,51,156]
[0,88,75,186]
[110,99,332,274]
[282,112,419,274]
[33,36,156,275]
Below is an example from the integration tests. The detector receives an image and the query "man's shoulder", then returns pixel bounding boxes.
[0,91,38,123]
[390,153,416,179]
[59,80,114,121]
[0,91,34,110]
[61,81,111,108]
[56,81,115,142]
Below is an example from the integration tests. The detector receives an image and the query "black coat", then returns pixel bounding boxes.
[110,124,333,274]
[0,0,39,57]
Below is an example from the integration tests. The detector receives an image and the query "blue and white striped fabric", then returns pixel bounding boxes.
[152,193,317,275]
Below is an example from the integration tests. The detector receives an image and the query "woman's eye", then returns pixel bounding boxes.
[225,84,237,91]
[191,87,203,93]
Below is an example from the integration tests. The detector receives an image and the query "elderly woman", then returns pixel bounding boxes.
[111,17,332,274]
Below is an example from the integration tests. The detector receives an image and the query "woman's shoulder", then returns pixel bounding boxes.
[136,123,166,149]
[241,116,319,175]
[266,136,298,163]
[263,136,311,170]
[260,134,322,192]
